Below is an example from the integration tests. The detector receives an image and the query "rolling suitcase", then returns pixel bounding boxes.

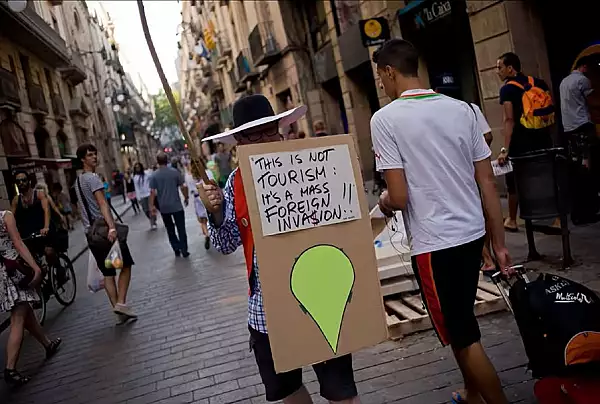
[489,267,600,403]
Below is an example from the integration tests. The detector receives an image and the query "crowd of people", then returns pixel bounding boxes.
[1,36,598,402]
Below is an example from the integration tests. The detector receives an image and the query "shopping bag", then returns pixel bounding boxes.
[87,251,105,293]
[104,241,123,270]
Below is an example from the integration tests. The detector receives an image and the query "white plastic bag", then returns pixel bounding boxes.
[104,241,123,270]
[87,251,105,293]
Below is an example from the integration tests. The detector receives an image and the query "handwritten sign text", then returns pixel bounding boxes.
[249,145,361,236]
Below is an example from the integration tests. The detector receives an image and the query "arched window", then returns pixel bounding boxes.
[73,11,80,30]
[57,130,69,158]
[0,114,29,157]
[34,126,53,159]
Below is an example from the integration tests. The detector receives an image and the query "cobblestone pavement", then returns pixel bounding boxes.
[1,204,599,404]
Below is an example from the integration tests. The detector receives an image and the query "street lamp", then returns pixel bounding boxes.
[7,0,27,13]
[104,96,112,105]
[112,104,120,112]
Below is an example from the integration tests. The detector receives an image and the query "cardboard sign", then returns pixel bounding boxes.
[238,135,388,373]
[248,145,362,236]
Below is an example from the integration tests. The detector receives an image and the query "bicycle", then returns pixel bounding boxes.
[21,233,77,325]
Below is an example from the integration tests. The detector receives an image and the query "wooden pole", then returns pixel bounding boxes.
[137,0,209,184]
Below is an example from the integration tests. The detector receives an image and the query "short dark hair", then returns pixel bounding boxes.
[498,52,521,72]
[76,143,97,161]
[575,55,594,69]
[372,39,419,77]
[156,151,168,165]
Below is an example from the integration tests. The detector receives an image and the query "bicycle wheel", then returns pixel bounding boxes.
[50,253,77,306]
[32,288,46,325]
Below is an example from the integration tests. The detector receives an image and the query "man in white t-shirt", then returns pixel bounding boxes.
[371,39,511,404]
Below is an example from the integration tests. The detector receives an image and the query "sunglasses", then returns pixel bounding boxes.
[15,178,28,184]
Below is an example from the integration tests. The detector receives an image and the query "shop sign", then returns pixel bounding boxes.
[358,17,391,47]
[8,160,47,176]
[400,0,452,29]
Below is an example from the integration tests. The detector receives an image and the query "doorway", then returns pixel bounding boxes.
[321,78,348,135]
[537,1,600,125]
[399,0,480,104]
[346,61,380,182]
[34,126,53,158]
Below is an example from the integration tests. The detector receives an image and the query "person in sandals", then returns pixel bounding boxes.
[0,209,61,387]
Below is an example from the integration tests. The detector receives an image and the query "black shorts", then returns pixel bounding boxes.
[88,239,135,277]
[248,326,357,402]
[411,237,484,350]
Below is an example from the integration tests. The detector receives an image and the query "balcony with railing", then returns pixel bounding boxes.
[59,51,87,86]
[249,21,281,68]
[51,93,66,119]
[235,48,259,92]
[0,1,69,68]
[27,84,48,114]
[0,68,21,110]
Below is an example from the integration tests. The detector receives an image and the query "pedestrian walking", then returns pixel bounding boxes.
[52,182,74,230]
[213,142,232,188]
[124,172,140,215]
[184,160,214,250]
[75,144,137,324]
[371,39,511,404]
[560,55,600,224]
[201,94,360,404]
[149,152,190,257]
[133,162,157,230]
[496,52,556,232]
[101,175,112,208]
[0,209,61,387]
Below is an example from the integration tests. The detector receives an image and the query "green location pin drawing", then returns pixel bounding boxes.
[290,245,355,354]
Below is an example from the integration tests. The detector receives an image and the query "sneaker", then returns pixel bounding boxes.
[174,250,181,257]
[114,304,138,321]
[204,237,210,250]
[115,313,127,325]
[182,251,190,258]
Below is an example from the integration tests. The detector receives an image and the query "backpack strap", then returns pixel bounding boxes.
[76,176,94,226]
[507,80,525,90]
[77,175,124,225]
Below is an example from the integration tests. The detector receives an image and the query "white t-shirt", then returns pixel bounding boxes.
[371,89,491,255]
[471,103,492,136]
[133,170,152,199]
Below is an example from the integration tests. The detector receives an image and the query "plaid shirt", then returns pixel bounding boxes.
[208,169,267,334]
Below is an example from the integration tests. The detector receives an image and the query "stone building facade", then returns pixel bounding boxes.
[181,0,598,186]
[0,0,154,210]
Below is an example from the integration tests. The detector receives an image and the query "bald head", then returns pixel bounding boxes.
[156,152,168,166]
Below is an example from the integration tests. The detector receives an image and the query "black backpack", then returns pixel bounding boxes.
[510,273,600,378]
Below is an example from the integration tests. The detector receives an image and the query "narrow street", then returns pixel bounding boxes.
[0,206,550,404]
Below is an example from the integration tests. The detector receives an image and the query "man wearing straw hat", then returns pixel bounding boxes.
[200,95,359,404]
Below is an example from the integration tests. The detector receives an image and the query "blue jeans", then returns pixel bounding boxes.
[161,210,188,253]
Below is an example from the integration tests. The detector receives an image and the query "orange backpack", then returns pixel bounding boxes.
[508,76,555,129]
